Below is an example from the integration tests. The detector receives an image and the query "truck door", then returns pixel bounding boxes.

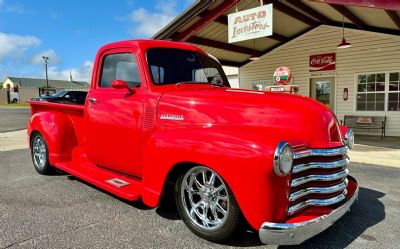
[85,49,145,177]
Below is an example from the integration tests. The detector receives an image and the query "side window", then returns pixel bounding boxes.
[100,53,141,88]
[150,65,164,83]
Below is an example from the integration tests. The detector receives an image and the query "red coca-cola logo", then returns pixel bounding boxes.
[309,53,336,72]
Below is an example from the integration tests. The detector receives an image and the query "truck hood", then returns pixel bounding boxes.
[157,86,343,148]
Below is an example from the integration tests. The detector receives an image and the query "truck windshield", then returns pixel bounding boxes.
[147,48,230,87]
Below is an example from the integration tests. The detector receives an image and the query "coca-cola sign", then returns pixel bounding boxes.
[309,53,336,72]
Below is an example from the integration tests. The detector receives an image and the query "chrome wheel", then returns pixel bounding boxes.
[32,135,47,169]
[181,166,229,231]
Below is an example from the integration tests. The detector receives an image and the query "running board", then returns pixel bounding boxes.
[55,160,142,201]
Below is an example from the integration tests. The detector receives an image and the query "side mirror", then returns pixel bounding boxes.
[64,95,70,99]
[111,80,136,93]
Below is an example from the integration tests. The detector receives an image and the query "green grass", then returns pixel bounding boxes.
[0,103,30,107]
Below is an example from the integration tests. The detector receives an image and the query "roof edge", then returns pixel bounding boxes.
[152,0,213,40]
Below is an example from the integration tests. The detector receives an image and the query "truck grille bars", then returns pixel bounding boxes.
[288,146,349,216]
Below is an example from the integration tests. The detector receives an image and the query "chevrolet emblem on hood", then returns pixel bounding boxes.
[160,114,184,121]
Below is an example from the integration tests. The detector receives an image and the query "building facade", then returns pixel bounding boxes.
[1,77,89,103]
[153,0,400,137]
[240,25,400,136]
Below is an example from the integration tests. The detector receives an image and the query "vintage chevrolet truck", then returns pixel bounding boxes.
[28,39,358,245]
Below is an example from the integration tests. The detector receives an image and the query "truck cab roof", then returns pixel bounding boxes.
[99,39,206,55]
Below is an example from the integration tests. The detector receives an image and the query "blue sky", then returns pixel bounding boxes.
[0,0,194,82]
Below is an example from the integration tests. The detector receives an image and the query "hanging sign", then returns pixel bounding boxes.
[228,4,273,43]
[273,66,292,85]
[309,53,336,72]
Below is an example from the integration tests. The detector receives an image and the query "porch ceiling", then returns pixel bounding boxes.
[153,0,400,67]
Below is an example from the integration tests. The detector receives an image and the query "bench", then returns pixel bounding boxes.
[341,115,386,139]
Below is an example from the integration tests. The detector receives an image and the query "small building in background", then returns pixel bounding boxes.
[0,77,89,104]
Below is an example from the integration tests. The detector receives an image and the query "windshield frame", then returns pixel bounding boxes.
[146,48,230,87]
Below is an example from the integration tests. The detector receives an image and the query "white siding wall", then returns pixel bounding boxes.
[222,66,239,88]
[239,25,400,137]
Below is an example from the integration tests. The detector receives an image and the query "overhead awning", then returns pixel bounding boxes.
[153,0,400,67]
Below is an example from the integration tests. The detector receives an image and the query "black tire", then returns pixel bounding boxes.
[30,132,53,175]
[174,166,243,243]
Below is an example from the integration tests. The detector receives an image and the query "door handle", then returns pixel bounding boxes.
[88,98,97,104]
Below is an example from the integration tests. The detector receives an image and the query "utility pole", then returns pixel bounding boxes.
[42,56,49,95]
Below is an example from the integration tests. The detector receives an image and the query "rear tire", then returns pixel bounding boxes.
[30,132,52,175]
[175,166,242,243]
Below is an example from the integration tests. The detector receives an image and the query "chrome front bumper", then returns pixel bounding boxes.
[259,179,359,245]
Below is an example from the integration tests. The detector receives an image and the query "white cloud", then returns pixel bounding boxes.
[46,60,94,83]
[124,0,179,37]
[0,0,29,14]
[30,49,61,65]
[0,32,41,62]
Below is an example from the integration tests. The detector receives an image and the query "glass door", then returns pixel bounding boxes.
[310,77,336,111]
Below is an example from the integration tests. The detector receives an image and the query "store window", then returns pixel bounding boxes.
[356,73,385,111]
[389,72,400,111]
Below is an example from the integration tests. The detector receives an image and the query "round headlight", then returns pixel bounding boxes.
[344,129,355,149]
[273,142,294,176]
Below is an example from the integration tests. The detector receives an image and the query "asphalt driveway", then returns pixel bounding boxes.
[0,107,30,133]
[0,149,399,249]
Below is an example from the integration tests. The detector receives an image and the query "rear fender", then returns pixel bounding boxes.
[29,111,78,165]
[141,127,290,230]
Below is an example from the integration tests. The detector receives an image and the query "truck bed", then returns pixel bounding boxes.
[28,100,85,146]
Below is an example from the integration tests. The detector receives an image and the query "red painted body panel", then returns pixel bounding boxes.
[27,39,354,232]
[28,101,84,164]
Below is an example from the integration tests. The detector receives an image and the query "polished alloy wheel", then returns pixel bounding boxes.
[181,166,229,230]
[32,135,47,169]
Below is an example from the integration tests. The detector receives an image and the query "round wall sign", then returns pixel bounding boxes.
[273,66,292,85]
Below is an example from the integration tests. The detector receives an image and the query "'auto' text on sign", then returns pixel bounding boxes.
[228,4,273,43]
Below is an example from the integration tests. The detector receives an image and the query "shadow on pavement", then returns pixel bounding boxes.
[355,134,400,149]
[156,202,263,247]
[63,170,385,248]
[66,175,152,210]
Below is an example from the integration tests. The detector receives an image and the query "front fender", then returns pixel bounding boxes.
[141,125,290,230]
[28,111,78,165]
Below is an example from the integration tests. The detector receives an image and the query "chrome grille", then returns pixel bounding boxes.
[288,146,349,216]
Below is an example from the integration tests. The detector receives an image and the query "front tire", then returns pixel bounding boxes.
[30,132,52,175]
[175,166,242,243]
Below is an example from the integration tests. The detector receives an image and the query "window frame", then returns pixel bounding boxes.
[99,52,141,89]
[388,71,400,111]
[145,48,230,87]
[95,48,145,91]
[354,71,400,112]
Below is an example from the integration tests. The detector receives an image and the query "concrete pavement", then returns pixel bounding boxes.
[1,148,399,249]
[0,130,28,152]
[349,144,400,168]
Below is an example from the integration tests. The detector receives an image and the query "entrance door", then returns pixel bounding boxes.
[310,77,336,111]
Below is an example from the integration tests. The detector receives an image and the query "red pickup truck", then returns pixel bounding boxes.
[28,40,358,245]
